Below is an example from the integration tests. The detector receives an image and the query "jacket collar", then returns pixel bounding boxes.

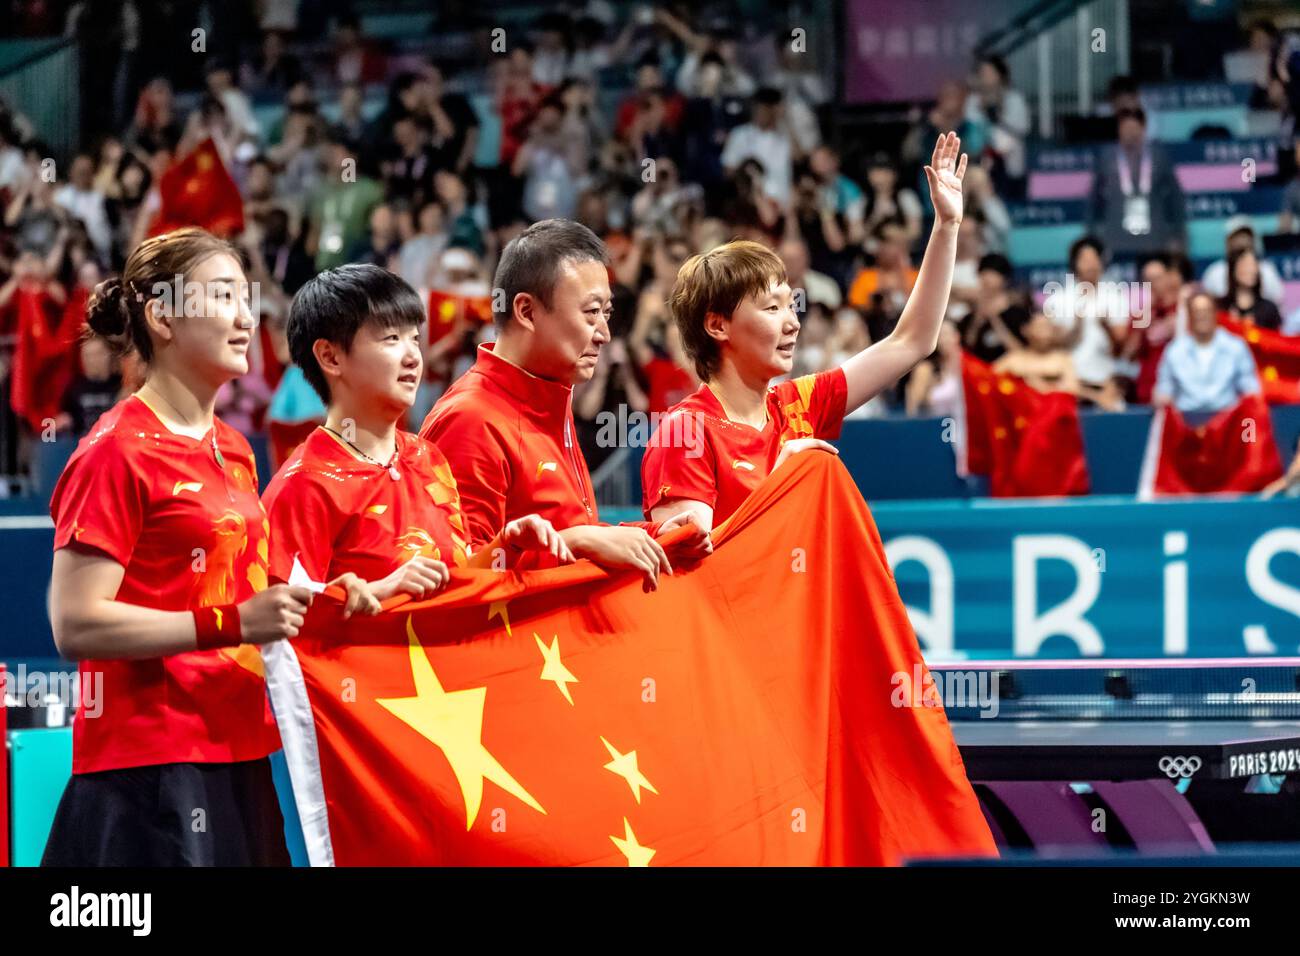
[472,343,573,427]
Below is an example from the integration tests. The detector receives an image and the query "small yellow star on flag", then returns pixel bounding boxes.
[378,616,545,829]
[601,736,658,803]
[535,633,578,704]
[610,818,655,866]
[488,600,512,637]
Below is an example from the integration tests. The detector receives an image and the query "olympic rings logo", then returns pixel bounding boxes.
[1158,755,1203,779]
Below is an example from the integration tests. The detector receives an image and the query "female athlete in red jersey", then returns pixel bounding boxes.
[642,133,967,529]
[262,263,571,600]
[43,228,316,866]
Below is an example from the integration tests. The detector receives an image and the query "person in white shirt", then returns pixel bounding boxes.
[965,55,1030,185]
[721,88,793,205]
[1154,291,1261,413]
[205,63,260,144]
[1199,218,1285,304]
[1046,236,1129,407]
[54,153,112,258]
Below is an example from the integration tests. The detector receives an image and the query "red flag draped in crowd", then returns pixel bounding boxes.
[264,452,997,866]
[427,289,493,345]
[1220,315,1300,405]
[1138,393,1283,497]
[149,137,245,238]
[9,286,81,433]
[955,353,1090,497]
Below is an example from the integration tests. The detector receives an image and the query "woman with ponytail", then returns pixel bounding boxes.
[42,226,320,865]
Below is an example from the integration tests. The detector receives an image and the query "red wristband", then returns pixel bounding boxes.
[193,604,242,650]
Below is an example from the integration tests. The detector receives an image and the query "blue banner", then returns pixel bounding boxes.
[878,496,1300,660]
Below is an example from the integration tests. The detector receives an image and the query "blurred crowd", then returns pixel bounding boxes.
[2,3,1300,492]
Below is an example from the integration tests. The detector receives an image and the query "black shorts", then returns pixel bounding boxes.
[40,757,291,867]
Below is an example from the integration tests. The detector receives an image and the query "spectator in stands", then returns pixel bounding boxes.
[660,12,756,100]
[1087,107,1186,259]
[721,88,793,205]
[397,199,448,289]
[679,51,744,198]
[945,216,985,321]
[256,206,314,295]
[1220,245,1283,330]
[958,253,1028,364]
[904,79,972,210]
[424,63,480,176]
[1153,291,1261,413]
[54,153,112,260]
[514,94,586,222]
[495,44,548,169]
[306,129,384,272]
[241,28,302,97]
[204,61,259,144]
[905,319,962,417]
[769,29,827,155]
[56,336,121,437]
[1122,253,1187,404]
[787,162,849,289]
[848,221,917,312]
[5,157,64,257]
[1102,74,1142,117]
[331,12,386,86]
[778,236,841,312]
[0,118,23,194]
[1049,236,1128,409]
[862,152,923,247]
[961,164,1011,254]
[625,87,681,166]
[964,55,1030,197]
[1200,218,1285,303]
[994,310,1086,398]
[359,203,401,271]
[531,13,573,87]
[125,77,181,154]
[1279,140,1300,233]
[434,170,483,257]
[383,113,438,210]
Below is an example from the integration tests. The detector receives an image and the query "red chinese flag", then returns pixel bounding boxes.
[957,353,1090,497]
[265,453,996,866]
[150,138,245,238]
[9,287,80,433]
[1220,315,1300,405]
[427,289,493,345]
[1139,393,1283,496]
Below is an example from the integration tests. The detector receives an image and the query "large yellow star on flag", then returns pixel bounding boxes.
[610,818,655,867]
[378,616,545,829]
[601,736,658,803]
[535,633,578,705]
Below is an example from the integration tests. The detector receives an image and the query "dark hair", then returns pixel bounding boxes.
[1115,106,1147,126]
[493,218,610,327]
[1068,235,1106,270]
[670,239,786,380]
[979,55,1009,82]
[754,87,783,107]
[288,263,425,402]
[85,227,241,363]
[1225,245,1263,303]
[978,253,1013,279]
[1106,74,1138,99]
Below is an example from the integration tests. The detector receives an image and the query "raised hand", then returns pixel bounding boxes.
[924,132,968,226]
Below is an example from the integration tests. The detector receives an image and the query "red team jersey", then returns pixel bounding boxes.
[262,427,470,585]
[49,395,281,774]
[641,368,848,525]
[420,344,601,551]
